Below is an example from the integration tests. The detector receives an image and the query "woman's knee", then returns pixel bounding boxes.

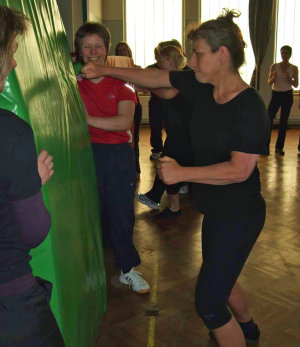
[195,284,232,329]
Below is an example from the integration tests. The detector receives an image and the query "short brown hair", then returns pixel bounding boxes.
[75,22,111,63]
[159,45,186,71]
[115,41,133,59]
[0,5,28,82]
[281,45,292,57]
[188,9,246,72]
[154,39,183,62]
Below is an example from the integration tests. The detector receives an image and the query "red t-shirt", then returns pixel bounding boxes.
[77,76,137,144]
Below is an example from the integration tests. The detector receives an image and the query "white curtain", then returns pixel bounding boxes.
[125,0,182,68]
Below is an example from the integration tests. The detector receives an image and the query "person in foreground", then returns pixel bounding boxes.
[75,23,150,294]
[82,9,269,347]
[0,5,64,346]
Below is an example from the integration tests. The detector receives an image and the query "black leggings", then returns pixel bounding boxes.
[267,90,293,150]
[195,199,266,329]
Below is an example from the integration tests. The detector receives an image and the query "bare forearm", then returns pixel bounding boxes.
[149,87,179,99]
[88,114,132,131]
[291,79,298,88]
[178,161,253,185]
[268,76,275,86]
[87,65,171,89]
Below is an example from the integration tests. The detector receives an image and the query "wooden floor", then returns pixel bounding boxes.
[95,126,300,347]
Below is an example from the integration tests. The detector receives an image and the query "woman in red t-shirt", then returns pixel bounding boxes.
[75,23,150,294]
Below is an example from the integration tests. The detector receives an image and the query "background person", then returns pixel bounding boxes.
[81,9,270,347]
[136,44,193,219]
[267,45,298,155]
[75,23,150,294]
[147,39,183,161]
[115,41,142,175]
[0,5,64,346]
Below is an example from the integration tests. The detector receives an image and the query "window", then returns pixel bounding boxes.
[200,0,255,84]
[276,0,300,90]
[125,0,182,68]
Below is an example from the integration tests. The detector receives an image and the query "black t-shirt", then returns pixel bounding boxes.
[0,109,41,283]
[160,93,194,166]
[146,63,161,101]
[169,69,270,216]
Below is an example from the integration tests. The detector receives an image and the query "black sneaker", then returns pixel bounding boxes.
[275,148,285,156]
[154,208,181,220]
[209,321,260,343]
[150,152,162,160]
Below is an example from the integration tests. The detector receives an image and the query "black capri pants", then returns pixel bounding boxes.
[195,197,266,329]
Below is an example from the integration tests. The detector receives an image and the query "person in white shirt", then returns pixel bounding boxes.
[267,45,298,155]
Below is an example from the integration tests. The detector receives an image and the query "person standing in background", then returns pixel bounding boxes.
[115,41,142,174]
[267,45,298,155]
[147,39,183,161]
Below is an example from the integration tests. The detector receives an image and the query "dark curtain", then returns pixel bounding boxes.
[249,0,274,90]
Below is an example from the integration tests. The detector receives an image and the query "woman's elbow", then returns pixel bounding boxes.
[234,167,253,183]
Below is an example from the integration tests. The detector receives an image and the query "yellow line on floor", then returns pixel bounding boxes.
[147,252,159,347]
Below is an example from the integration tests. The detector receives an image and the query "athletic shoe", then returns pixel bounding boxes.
[119,268,150,294]
[154,208,181,220]
[209,321,260,343]
[179,184,189,194]
[275,148,285,156]
[150,152,162,160]
[136,193,159,209]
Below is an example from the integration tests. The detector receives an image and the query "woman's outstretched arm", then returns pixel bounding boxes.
[81,63,171,89]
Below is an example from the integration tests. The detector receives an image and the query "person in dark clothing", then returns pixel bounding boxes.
[115,41,142,173]
[267,45,298,155]
[82,9,270,347]
[0,5,64,346]
[136,45,193,218]
[147,40,184,160]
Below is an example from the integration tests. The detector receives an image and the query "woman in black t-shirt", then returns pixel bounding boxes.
[82,10,269,347]
[0,5,64,346]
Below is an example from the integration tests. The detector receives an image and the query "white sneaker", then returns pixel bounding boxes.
[119,268,150,294]
[179,184,189,194]
[136,193,159,209]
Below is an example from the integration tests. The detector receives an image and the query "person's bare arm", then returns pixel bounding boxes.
[267,64,276,86]
[149,87,179,99]
[157,151,258,185]
[81,63,171,89]
[291,66,298,88]
[85,100,135,131]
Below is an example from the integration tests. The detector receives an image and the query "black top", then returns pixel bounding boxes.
[169,69,270,216]
[0,109,41,283]
[160,93,194,166]
[147,62,160,101]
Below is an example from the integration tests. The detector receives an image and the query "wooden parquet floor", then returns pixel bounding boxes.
[95,127,300,347]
